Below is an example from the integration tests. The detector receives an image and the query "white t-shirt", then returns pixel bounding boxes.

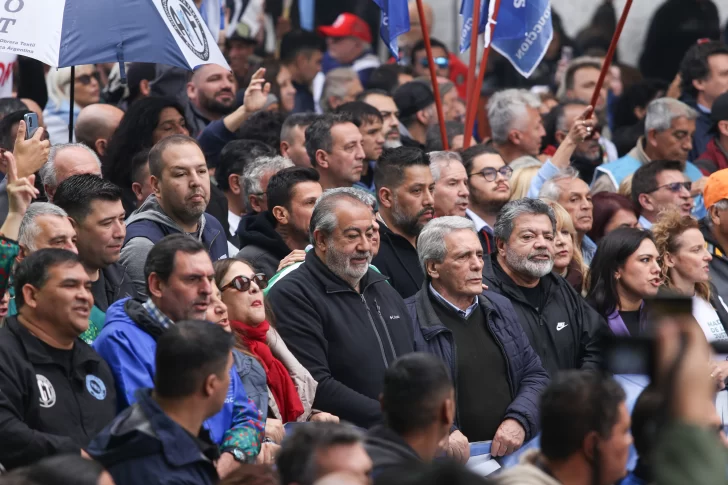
[693,296,728,343]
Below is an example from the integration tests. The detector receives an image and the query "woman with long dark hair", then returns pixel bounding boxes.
[586,227,662,336]
[102,97,189,215]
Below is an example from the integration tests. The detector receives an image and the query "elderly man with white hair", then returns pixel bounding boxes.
[488,89,546,165]
[593,98,705,195]
[39,143,102,201]
[318,68,364,114]
[405,216,549,458]
[482,198,605,377]
[429,151,469,218]
[539,167,596,265]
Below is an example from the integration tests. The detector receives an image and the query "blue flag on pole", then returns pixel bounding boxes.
[459,0,488,53]
[372,0,410,58]
[490,0,553,78]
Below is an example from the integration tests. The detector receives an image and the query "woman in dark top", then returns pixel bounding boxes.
[586,228,662,336]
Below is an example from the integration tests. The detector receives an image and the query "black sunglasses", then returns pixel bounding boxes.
[75,72,100,86]
[647,181,692,194]
[221,273,268,292]
[469,166,513,182]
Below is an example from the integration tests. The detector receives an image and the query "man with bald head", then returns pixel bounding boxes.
[75,104,124,157]
[39,143,102,201]
[186,64,237,136]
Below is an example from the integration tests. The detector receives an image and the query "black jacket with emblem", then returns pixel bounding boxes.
[482,253,606,376]
[267,251,414,428]
[0,316,117,470]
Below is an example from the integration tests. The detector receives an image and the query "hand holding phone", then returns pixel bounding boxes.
[23,113,38,140]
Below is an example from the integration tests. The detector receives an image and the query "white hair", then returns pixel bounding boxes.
[18,202,69,252]
[309,187,375,244]
[644,98,698,136]
[538,166,581,202]
[428,151,463,182]
[487,89,541,145]
[320,68,359,113]
[40,143,102,190]
[242,155,294,212]
[45,65,95,109]
[417,216,476,274]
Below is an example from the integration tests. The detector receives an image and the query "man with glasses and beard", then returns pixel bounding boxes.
[186,64,237,136]
[482,198,605,376]
[267,189,414,429]
[373,147,436,299]
[462,145,513,255]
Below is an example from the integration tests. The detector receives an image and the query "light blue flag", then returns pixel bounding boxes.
[490,0,553,78]
[298,0,315,31]
[372,0,410,58]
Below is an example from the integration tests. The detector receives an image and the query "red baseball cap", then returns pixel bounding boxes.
[317,13,372,44]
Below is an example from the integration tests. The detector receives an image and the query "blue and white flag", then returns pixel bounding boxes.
[372,0,410,58]
[459,0,488,53]
[490,0,553,78]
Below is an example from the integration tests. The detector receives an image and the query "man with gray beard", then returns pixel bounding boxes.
[482,198,606,376]
[267,188,414,428]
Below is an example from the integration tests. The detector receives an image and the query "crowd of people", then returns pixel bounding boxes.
[0,0,728,484]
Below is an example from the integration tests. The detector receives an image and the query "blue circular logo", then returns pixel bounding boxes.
[86,375,106,401]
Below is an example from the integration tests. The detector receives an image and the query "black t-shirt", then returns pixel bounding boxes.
[620,310,641,336]
[90,271,109,312]
[38,340,73,376]
[519,282,544,311]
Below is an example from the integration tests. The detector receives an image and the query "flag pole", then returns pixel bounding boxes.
[589,0,633,109]
[463,0,501,148]
[463,0,482,147]
[415,0,449,151]
[68,66,75,143]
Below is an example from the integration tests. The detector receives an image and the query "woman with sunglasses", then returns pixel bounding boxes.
[652,211,728,386]
[214,259,338,424]
[44,65,100,144]
[585,228,661,336]
[543,200,587,294]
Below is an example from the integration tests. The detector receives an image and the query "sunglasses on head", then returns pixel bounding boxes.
[648,181,692,194]
[75,72,100,86]
[420,56,449,69]
[221,273,268,292]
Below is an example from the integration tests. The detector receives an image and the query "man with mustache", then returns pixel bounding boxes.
[406,217,549,459]
[121,135,228,297]
[373,147,435,299]
[462,145,512,255]
[95,235,265,474]
[429,151,469,218]
[482,198,606,376]
[186,64,237,136]
[0,249,116,470]
[267,189,414,428]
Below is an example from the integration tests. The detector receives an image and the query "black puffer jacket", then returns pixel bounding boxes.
[372,223,423,300]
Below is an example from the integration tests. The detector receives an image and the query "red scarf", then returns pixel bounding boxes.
[231,320,304,423]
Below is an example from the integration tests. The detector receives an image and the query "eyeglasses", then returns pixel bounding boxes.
[221,273,268,292]
[75,72,100,86]
[420,56,449,69]
[469,166,513,182]
[647,181,692,194]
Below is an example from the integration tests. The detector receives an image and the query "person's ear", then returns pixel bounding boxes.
[44,184,55,202]
[186,82,196,101]
[496,237,507,256]
[416,108,428,126]
[95,138,108,157]
[249,194,263,213]
[132,182,143,201]
[272,205,288,225]
[378,187,394,209]
[426,259,440,281]
[21,284,39,310]
[151,175,162,197]
[147,272,165,299]
[443,393,455,428]
[710,206,723,227]
[508,129,521,146]
[633,106,646,120]
[581,431,600,463]
[313,229,327,252]
[139,79,151,98]
[664,251,676,269]
[638,193,654,213]
[280,140,291,157]
[720,120,728,138]
[693,77,706,95]
[229,174,242,196]
[203,373,216,398]
[646,129,659,149]
[315,149,329,169]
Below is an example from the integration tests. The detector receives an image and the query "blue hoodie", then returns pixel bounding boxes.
[94,298,265,460]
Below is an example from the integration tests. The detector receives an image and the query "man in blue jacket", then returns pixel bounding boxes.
[95,234,264,472]
[405,217,549,457]
[88,320,234,485]
[120,135,228,297]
